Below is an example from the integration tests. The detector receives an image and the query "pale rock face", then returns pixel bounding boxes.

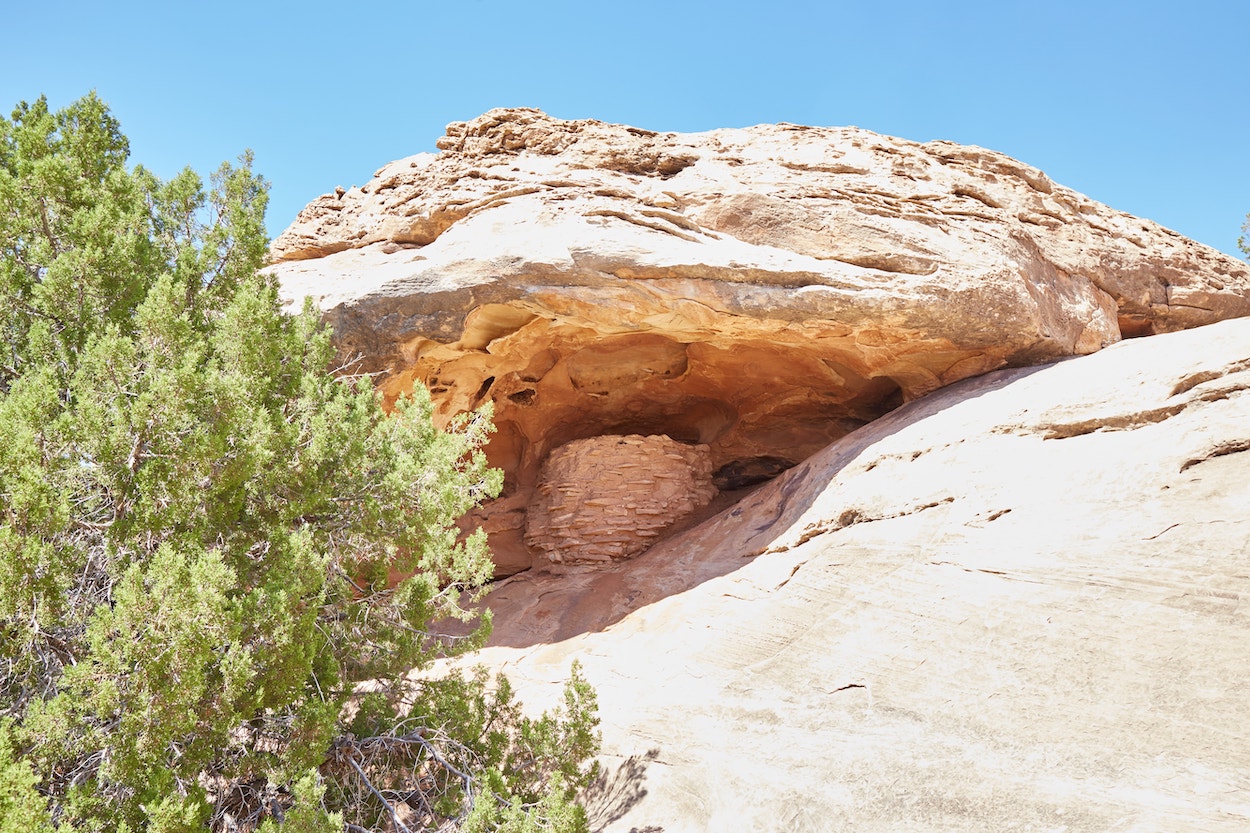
[523,434,717,565]
[466,318,1250,832]
[268,107,1250,573]
[274,108,1250,829]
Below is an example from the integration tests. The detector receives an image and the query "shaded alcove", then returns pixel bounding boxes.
[390,315,924,574]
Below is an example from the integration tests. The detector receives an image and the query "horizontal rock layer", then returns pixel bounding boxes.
[269,108,1250,572]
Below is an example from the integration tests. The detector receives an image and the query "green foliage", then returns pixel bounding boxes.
[0,720,54,833]
[0,93,597,831]
[454,662,600,833]
[1241,212,1250,259]
[327,662,600,833]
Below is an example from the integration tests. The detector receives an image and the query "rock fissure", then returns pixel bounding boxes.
[583,208,702,243]
[1179,440,1250,473]
[1032,376,1250,440]
[1038,404,1190,439]
[1170,358,1250,396]
[771,496,956,553]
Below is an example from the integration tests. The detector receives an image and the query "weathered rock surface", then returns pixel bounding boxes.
[269,108,1250,573]
[524,434,716,566]
[274,110,1250,828]
[462,318,1250,832]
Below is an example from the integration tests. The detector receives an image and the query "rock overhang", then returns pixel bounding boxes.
[267,107,1250,574]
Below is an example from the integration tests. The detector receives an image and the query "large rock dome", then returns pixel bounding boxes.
[268,108,1250,575]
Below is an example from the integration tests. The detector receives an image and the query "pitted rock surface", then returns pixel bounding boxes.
[269,108,1250,572]
[523,434,717,565]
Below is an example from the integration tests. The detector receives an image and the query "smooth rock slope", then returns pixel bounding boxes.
[469,318,1250,832]
[268,108,1250,574]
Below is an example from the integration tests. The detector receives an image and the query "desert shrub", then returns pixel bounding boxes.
[0,92,597,832]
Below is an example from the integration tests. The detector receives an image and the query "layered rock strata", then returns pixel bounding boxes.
[523,434,717,565]
[269,108,1250,572]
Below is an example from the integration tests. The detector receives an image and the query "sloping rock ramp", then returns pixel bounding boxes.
[461,318,1250,833]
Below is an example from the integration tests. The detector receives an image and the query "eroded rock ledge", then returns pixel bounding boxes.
[268,108,1250,573]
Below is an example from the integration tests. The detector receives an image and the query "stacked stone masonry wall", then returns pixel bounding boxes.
[524,434,718,565]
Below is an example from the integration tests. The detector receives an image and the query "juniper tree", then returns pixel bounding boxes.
[0,93,598,833]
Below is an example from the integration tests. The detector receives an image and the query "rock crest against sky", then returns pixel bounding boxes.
[269,108,1250,574]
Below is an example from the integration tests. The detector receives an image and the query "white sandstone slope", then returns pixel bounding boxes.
[467,318,1250,833]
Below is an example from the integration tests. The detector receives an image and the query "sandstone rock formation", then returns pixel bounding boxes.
[268,108,1250,576]
[273,110,1250,829]
[465,317,1250,832]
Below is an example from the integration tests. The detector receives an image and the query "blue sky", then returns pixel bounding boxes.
[5,0,1248,256]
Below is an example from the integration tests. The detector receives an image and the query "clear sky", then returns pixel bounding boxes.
[5,0,1248,257]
